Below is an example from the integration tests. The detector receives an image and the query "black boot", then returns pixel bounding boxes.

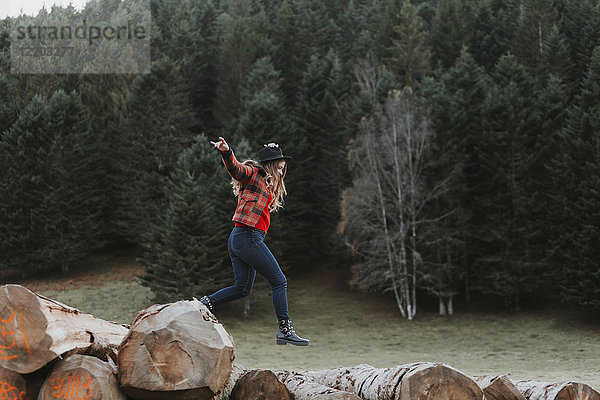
[276,319,310,346]
[200,296,213,311]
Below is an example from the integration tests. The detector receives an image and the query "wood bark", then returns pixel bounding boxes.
[117,299,235,400]
[512,380,600,400]
[303,362,484,400]
[232,369,292,400]
[473,375,527,400]
[212,363,245,400]
[0,367,29,400]
[0,284,129,374]
[277,370,362,400]
[38,354,126,400]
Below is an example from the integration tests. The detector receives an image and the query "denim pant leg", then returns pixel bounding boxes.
[238,231,289,321]
[208,228,257,305]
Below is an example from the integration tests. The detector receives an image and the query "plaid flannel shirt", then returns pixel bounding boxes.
[221,149,270,228]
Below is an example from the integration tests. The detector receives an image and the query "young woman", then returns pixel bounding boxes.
[201,136,310,346]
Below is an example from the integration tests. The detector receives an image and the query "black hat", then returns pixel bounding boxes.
[257,144,292,163]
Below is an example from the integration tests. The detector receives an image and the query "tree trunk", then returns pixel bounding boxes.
[303,362,484,400]
[473,375,527,400]
[38,354,126,400]
[277,371,362,400]
[232,369,292,400]
[0,366,29,400]
[117,299,235,400]
[512,380,600,400]
[0,284,128,374]
[439,297,447,315]
[447,295,454,315]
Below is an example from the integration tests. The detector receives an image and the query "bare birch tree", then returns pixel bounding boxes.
[341,62,439,319]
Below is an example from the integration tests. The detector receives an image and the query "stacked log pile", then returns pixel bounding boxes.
[0,284,598,400]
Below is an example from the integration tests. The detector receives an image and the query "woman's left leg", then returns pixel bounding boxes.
[236,230,309,346]
[236,233,289,321]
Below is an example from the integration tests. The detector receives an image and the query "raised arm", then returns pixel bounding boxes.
[210,136,255,184]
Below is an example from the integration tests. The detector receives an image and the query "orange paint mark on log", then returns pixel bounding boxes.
[48,375,92,400]
[18,313,33,358]
[0,311,34,361]
[0,380,28,400]
[0,312,18,360]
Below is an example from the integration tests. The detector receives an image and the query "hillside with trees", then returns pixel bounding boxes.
[1,0,599,317]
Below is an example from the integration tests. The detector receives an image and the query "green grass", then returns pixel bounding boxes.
[19,251,600,392]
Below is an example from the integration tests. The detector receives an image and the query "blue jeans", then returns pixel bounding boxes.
[207,226,289,321]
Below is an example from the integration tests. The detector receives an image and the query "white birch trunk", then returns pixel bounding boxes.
[302,363,484,400]
[512,380,600,400]
[439,297,447,315]
[277,371,362,400]
[390,102,411,320]
[367,132,406,318]
[447,295,454,315]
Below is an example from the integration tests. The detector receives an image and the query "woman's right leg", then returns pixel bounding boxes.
[206,228,256,306]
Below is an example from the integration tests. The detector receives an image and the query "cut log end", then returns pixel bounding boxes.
[0,284,53,374]
[399,363,484,400]
[38,354,126,400]
[554,383,600,400]
[232,369,292,400]
[0,367,29,400]
[118,299,235,400]
[513,380,600,400]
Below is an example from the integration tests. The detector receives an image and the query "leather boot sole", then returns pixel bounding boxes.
[276,338,310,346]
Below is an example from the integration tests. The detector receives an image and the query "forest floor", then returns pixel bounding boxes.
[15,246,600,391]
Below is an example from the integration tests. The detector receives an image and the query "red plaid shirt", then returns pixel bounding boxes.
[221,149,272,228]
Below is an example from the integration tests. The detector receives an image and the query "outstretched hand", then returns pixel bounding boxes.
[210,136,230,152]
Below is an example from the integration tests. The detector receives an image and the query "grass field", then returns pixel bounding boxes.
[18,248,600,391]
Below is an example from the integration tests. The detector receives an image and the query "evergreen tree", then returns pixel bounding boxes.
[213,0,268,132]
[476,54,544,310]
[549,47,600,310]
[290,50,350,265]
[140,136,231,302]
[334,0,371,74]
[468,0,516,71]
[0,91,102,276]
[236,57,294,145]
[429,0,474,68]
[187,0,221,132]
[540,26,575,92]
[77,73,135,242]
[512,0,560,70]
[118,57,196,243]
[271,0,304,102]
[385,0,432,87]
[271,0,339,103]
[420,47,488,306]
[369,0,404,61]
[152,0,221,132]
[561,0,600,87]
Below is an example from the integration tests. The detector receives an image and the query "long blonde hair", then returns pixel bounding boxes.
[231,159,287,212]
